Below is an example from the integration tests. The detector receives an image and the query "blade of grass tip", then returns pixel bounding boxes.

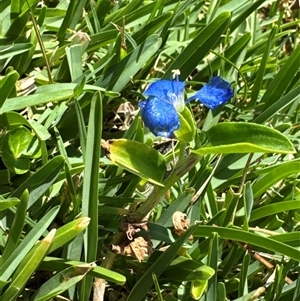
[0,229,56,301]
[152,273,164,301]
[80,92,102,300]
[238,252,250,297]
[0,206,60,282]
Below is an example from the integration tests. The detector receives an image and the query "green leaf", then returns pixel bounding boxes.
[0,230,55,301]
[103,139,166,186]
[127,224,200,301]
[0,198,20,211]
[261,44,300,109]
[1,126,40,174]
[11,156,65,208]
[95,34,162,93]
[41,257,126,285]
[0,69,19,106]
[174,107,196,142]
[80,92,102,299]
[164,12,231,79]
[4,127,32,158]
[0,43,33,60]
[250,200,300,222]
[0,206,60,282]
[1,190,28,262]
[252,161,300,198]
[191,279,210,300]
[33,264,94,301]
[48,217,90,254]
[0,89,74,114]
[193,226,300,262]
[192,122,295,155]
[250,26,277,106]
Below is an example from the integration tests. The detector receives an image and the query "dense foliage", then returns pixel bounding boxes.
[0,0,299,301]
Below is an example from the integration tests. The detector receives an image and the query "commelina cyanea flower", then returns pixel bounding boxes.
[138,75,233,138]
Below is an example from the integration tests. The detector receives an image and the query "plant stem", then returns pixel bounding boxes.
[101,153,201,273]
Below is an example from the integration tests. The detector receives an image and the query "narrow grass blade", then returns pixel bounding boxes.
[0,206,59,282]
[80,92,102,300]
[194,226,300,261]
[0,229,56,301]
[1,190,28,262]
[127,224,199,301]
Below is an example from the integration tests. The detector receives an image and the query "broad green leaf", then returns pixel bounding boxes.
[4,127,32,158]
[0,198,20,211]
[1,126,41,174]
[191,279,210,300]
[174,107,196,142]
[192,122,295,155]
[0,112,50,140]
[103,139,166,186]
[164,262,215,282]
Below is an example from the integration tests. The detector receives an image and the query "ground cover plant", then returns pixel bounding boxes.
[0,0,299,300]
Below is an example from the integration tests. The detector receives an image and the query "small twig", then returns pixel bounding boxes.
[26,1,53,84]
[237,242,293,284]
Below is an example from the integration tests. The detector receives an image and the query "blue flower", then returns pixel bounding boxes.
[139,75,233,138]
[139,97,180,138]
[187,76,233,110]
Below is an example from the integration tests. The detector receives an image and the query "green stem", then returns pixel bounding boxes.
[132,152,201,222]
[101,152,201,270]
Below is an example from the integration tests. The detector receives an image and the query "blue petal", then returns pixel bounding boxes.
[144,80,185,105]
[138,97,180,138]
[188,76,233,110]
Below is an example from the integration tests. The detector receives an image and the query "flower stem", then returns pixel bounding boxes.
[132,152,200,222]
[101,153,201,272]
